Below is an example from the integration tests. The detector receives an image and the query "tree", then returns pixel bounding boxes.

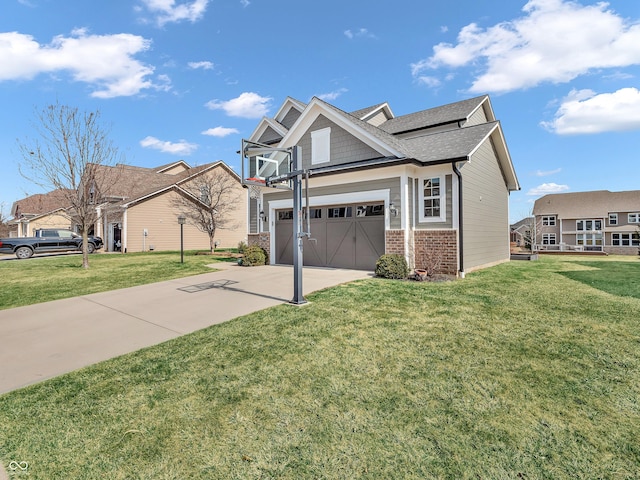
[18,102,124,268]
[172,165,241,253]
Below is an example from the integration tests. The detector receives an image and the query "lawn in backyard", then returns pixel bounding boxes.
[0,250,237,310]
[0,255,639,479]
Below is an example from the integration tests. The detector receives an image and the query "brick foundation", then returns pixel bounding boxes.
[412,230,458,276]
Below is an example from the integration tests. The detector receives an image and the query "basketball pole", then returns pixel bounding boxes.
[291,145,306,305]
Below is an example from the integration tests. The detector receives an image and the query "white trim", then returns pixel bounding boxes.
[267,189,390,264]
[122,208,128,253]
[418,171,447,223]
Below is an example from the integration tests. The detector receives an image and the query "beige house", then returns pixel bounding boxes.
[532,190,640,255]
[10,161,248,253]
[10,190,74,237]
[245,95,520,276]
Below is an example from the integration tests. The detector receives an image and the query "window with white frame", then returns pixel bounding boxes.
[311,127,331,165]
[420,176,445,222]
[577,219,602,231]
[542,216,556,226]
[542,233,556,244]
[612,233,640,246]
[609,213,618,225]
[629,213,640,223]
[577,233,603,246]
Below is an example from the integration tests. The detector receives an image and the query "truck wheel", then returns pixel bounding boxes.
[87,243,96,254]
[15,246,34,259]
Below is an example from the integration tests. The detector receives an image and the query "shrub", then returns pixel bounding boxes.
[237,241,247,255]
[242,245,268,266]
[375,254,409,279]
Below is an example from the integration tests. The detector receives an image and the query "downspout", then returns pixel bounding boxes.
[452,161,465,278]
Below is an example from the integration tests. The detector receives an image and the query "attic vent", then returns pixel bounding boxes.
[311,127,331,165]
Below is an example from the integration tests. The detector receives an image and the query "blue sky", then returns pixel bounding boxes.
[1,0,639,222]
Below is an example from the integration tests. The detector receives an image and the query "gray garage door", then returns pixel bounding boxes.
[275,202,385,270]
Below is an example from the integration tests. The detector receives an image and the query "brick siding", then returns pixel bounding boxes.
[413,230,458,276]
[385,230,405,255]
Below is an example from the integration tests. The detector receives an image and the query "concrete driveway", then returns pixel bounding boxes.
[0,263,371,394]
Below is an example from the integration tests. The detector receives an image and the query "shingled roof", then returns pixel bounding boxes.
[379,95,489,134]
[533,190,640,218]
[11,189,73,218]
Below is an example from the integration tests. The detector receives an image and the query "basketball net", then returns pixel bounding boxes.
[248,184,262,200]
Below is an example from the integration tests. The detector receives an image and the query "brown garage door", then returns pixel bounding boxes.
[275,202,385,270]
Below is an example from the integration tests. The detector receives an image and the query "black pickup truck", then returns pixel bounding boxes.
[0,229,103,259]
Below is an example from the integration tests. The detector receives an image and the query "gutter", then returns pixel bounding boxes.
[452,161,466,278]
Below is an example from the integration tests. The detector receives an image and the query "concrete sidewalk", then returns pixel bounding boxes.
[0,263,371,394]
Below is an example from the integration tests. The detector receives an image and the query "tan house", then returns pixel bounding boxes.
[10,161,248,253]
[245,95,520,276]
[10,189,74,237]
[532,190,640,255]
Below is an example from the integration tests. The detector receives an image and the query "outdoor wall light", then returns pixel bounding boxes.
[389,202,398,217]
[259,210,267,222]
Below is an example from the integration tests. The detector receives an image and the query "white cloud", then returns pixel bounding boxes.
[138,0,209,27]
[344,28,376,40]
[188,61,214,70]
[205,92,271,119]
[0,30,162,98]
[541,87,640,134]
[317,88,348,101]
[140,136,198,155]
[527,182,569,196]
[240,0,250,7]
[535,168,562,177]
[201,126,239,137]
[412,0,640,93]
[415,76,442,88]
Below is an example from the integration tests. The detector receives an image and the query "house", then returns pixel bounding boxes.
[10,161,248,253]
[532,190,640,255]
[10,189,74,237]
[510,217,534,250]
[244,95,520,276]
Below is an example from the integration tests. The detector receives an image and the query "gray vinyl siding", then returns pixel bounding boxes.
[298,116,382,170]
[261,177,401,233]
[280,108,302,130]
[465,106,488,127]
[460,139,510,269]
[414,175,453,229]
[258,126,282,144]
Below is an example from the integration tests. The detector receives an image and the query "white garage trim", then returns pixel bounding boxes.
[267,189,390,265]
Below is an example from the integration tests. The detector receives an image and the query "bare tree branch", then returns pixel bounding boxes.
[17,102,124,268]
[172,166,241,253]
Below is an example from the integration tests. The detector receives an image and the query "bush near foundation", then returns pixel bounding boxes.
[375,254,409,279]
[241,245,268,266]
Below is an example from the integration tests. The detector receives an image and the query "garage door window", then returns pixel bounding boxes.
[278,210,294,221]
[328,206,352,218]
[356,204,384,217]
[305,208,322,219]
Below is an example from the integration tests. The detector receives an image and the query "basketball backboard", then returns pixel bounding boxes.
[241,139,293,190]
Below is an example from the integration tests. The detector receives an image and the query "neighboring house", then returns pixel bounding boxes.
[10,161,248,253]
[11,189,74,237]
[510,217,534,249]
[532,190,640,255]
[245,95,520,276]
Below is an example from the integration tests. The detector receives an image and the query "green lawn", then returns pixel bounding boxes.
[0,251,236,310]
[1,255,639,479]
